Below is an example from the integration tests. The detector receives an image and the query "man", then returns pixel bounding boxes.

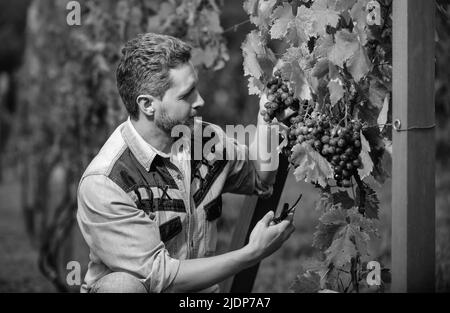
[77,33,295,293]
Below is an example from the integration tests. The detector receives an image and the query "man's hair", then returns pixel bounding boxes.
[116,33,192,119]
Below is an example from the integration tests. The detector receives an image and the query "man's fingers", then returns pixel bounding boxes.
[261,210,275,226]
[282,224,296,240]
[285,211,295,223]
[275,107,296,122]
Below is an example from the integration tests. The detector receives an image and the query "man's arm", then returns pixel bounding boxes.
[171,211,294,292]
[78,175,294,293]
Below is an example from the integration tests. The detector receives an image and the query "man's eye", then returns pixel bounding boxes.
[181,89,195,100]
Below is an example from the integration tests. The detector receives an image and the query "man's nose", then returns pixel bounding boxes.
[193,92,205,109]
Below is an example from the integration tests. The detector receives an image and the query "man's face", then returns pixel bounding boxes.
[153,62,204,133]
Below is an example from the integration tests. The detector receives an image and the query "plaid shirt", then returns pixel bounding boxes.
[76,118,272,293]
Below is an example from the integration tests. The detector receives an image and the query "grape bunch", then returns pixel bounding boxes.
[286,114,364,188]
[260,70,301,123]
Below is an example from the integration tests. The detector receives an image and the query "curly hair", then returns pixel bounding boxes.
[116,33,192,119]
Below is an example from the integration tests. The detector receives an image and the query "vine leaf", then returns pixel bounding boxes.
[377,94,390,132]
[347,44,372,81]
[332,0,358,13]
[310,0,340,36]
[313,223,344,250]
[350,0,371,45]
[281,47,312,99]
[328,79,345,105]
[329,30,360,68]
[242,30,266,79]
[358,132,374,179]
[356,184,380,219]
[290,271,322,293]
[319,206,347,225]
[333,191,355,209]
[315,188,333,211]
[248,77,264,95]
[348,208,380,238]
[350,224,370,259]
[292,143,333,188]
[270,2,294,39]
[245,0,277,29]
[325,225,357,267]
[287,6,316,45]
[312,58,329,79]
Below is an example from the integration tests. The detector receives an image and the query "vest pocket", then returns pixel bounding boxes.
[203,196,222,222]
[159,216,182,243]
[203,196,222,256]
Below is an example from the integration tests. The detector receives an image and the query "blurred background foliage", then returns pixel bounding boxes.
[0,0,448,292]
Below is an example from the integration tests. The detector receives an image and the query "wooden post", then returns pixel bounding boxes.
[221,155,290,293]
[392,0,435,292]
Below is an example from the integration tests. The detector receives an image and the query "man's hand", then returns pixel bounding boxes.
[244,210,295,261]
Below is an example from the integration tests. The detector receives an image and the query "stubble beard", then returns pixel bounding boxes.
[155,108,195,135]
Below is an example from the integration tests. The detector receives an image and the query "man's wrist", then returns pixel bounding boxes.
[239,244,261,267]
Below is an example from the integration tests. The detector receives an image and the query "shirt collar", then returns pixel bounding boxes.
[121,117,191,171]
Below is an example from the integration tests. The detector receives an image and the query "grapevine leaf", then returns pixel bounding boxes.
[348,44,372,81]
[325,225,357,267]
[328,79,345,105]
[300,259,328,273]
[314,35,334,59]
[349,224,370,258]
[242,30,265,79]
[377,94,390,132]
[310,0,340,36]
[356,184,380,219]
[358,132,374,179]
[331,0,358,13]
[287,6,316,45]
[313,221,346,250]
[350,0,370,45]
[328,30,360,68]
[248,77,264,96]
[246,0,278,29]
[270,2,294,39]
[312,58,329,79]
[369,79,388,110]
[315,188,333,211]
[373,141,392,184]
[243,0,259,18]
[290,271,321,293]
[347,207,380,238]
[292,143,333,188]
[281,48,312,99]
[319,206,347,225]
[333,191,355,210]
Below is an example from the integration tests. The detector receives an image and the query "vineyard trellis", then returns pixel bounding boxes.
[12,0,435,292]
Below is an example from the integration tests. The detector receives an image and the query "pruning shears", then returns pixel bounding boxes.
[272,194,303,224]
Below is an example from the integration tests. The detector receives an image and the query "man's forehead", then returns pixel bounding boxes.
[170,62,198,89]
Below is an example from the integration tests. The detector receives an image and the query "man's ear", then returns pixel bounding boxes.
[136,95,156,117]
